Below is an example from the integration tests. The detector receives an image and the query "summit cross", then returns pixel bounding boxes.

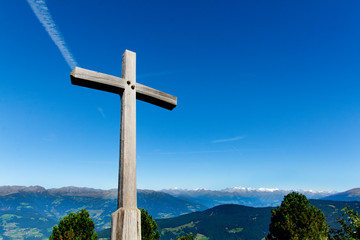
[70,50,177,240]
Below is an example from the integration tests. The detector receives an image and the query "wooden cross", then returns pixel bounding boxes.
[70,50,177,240]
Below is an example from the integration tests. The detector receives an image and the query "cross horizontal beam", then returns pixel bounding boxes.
[70,67,177,110]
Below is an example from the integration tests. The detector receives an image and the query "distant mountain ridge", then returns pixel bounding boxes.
[321,188,360,202]
[0,186,205,218]
[3,186,358,207]
[0,185,48,196]
[0,185,116,198]
[161,187,336,207]
[1,185,352,208]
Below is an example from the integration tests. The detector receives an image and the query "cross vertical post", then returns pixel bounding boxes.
[119,50,137,209]
[112,50,141,240]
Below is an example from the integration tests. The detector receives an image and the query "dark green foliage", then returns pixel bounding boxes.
[141,208,160,240]
[330,207,360,240]
[49,209,97,240]
[178,233,195,240]
[309,200,360,230]
[266,192,328,240]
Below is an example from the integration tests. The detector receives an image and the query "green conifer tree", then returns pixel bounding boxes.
[49,209,97,240]
[266,192,328,240]
[141,208,160,240]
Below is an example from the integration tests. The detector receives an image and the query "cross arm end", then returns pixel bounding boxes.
[70,67,126,94]
[136,83,177,110]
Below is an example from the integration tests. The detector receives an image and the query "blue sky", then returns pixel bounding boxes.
[1,0,360,192]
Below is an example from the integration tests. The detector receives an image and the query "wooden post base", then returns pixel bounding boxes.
[111,208,141,240]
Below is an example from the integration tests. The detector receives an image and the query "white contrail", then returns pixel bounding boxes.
[26,0,78,69]
[212,136,245,143]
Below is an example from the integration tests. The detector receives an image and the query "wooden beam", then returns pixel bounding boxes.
[71,67,177,110]
[70,67,126,94]
[136,83,177,110]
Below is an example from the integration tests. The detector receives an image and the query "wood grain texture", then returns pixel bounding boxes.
[136,83,177,110]
[70,67,127,94]
[118,50,137,210]
[111,208,141,240]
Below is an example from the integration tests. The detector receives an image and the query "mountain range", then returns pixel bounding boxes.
[321,188,360,202]
[162,187,335,207]
[0,186,204,239]
[0,186,359,240]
